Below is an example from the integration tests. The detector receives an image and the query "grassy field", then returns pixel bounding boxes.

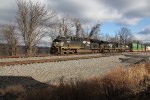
[1,62,150,100]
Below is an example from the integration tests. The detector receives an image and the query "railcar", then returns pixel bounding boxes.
[129,42,146,52]
[146,44,150,51]
[102,41,126,53]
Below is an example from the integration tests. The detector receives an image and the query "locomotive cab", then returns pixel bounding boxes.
[50,36,65,54]
[52,37,65,47]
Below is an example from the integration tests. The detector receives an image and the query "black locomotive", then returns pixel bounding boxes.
[50,36,126,54]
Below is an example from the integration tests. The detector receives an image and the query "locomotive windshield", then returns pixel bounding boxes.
[53,39,61,42]
[53,36,66,42]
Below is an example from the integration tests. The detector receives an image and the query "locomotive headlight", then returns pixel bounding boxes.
[83,41,86,44]
[53,42,58,46]
[56,42,58,44]
[60,42,64,46]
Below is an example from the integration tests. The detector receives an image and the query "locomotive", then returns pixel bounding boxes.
[50,36,126,54]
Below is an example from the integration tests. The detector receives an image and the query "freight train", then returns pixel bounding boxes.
[0,36,149,56]
[50,36,131,54]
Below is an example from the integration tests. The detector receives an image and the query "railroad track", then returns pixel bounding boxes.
[0,52,125,59]
[0,54,52,59]
[0,53,120,66]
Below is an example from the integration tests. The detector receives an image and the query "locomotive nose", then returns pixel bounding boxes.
[50,46,58,54]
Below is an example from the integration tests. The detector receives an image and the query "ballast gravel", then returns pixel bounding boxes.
[0,54,102,62]
[0,55,127,84]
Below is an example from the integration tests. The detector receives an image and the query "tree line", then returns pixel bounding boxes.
[0,0,133,56]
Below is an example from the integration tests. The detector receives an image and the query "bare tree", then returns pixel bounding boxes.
[16,0,55,55]
[117,27,132,45]
[110,33,120,43]
[58,16,75,36]
[47,27,59,41]
[74,19,85,38]
[57,15,87,37]
[0,24,18,56]
[104,33,111,41]
[89,23,101,39]
[0,33,4,43]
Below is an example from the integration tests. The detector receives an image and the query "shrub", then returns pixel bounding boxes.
[21,87,53,100]
[0,84,25,96]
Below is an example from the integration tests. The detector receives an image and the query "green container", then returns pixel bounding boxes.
[141,44,145,51]
[130,43,145,51]
[131,43,138,51]
[138,44,142,51]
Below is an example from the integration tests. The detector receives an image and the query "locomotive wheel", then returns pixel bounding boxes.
[92,50,95,53]
[73,50,76,54]
[75,49,77,54]
[60,52,64,55]
[101,49,104,53]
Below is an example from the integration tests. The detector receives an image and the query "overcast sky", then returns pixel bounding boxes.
[0,0,150,43]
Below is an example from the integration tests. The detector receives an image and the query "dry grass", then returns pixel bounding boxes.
[20,87,53,100]
[0,84,25,100]
[0,84,25,96]
[144,62,150,73]
[3,63,150,100]
[99,64,150,99]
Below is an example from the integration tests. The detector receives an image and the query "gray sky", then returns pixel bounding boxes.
[0,0,150,43]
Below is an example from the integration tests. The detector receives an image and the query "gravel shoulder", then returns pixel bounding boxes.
[0,55,127,84]
[0,54,103,62]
